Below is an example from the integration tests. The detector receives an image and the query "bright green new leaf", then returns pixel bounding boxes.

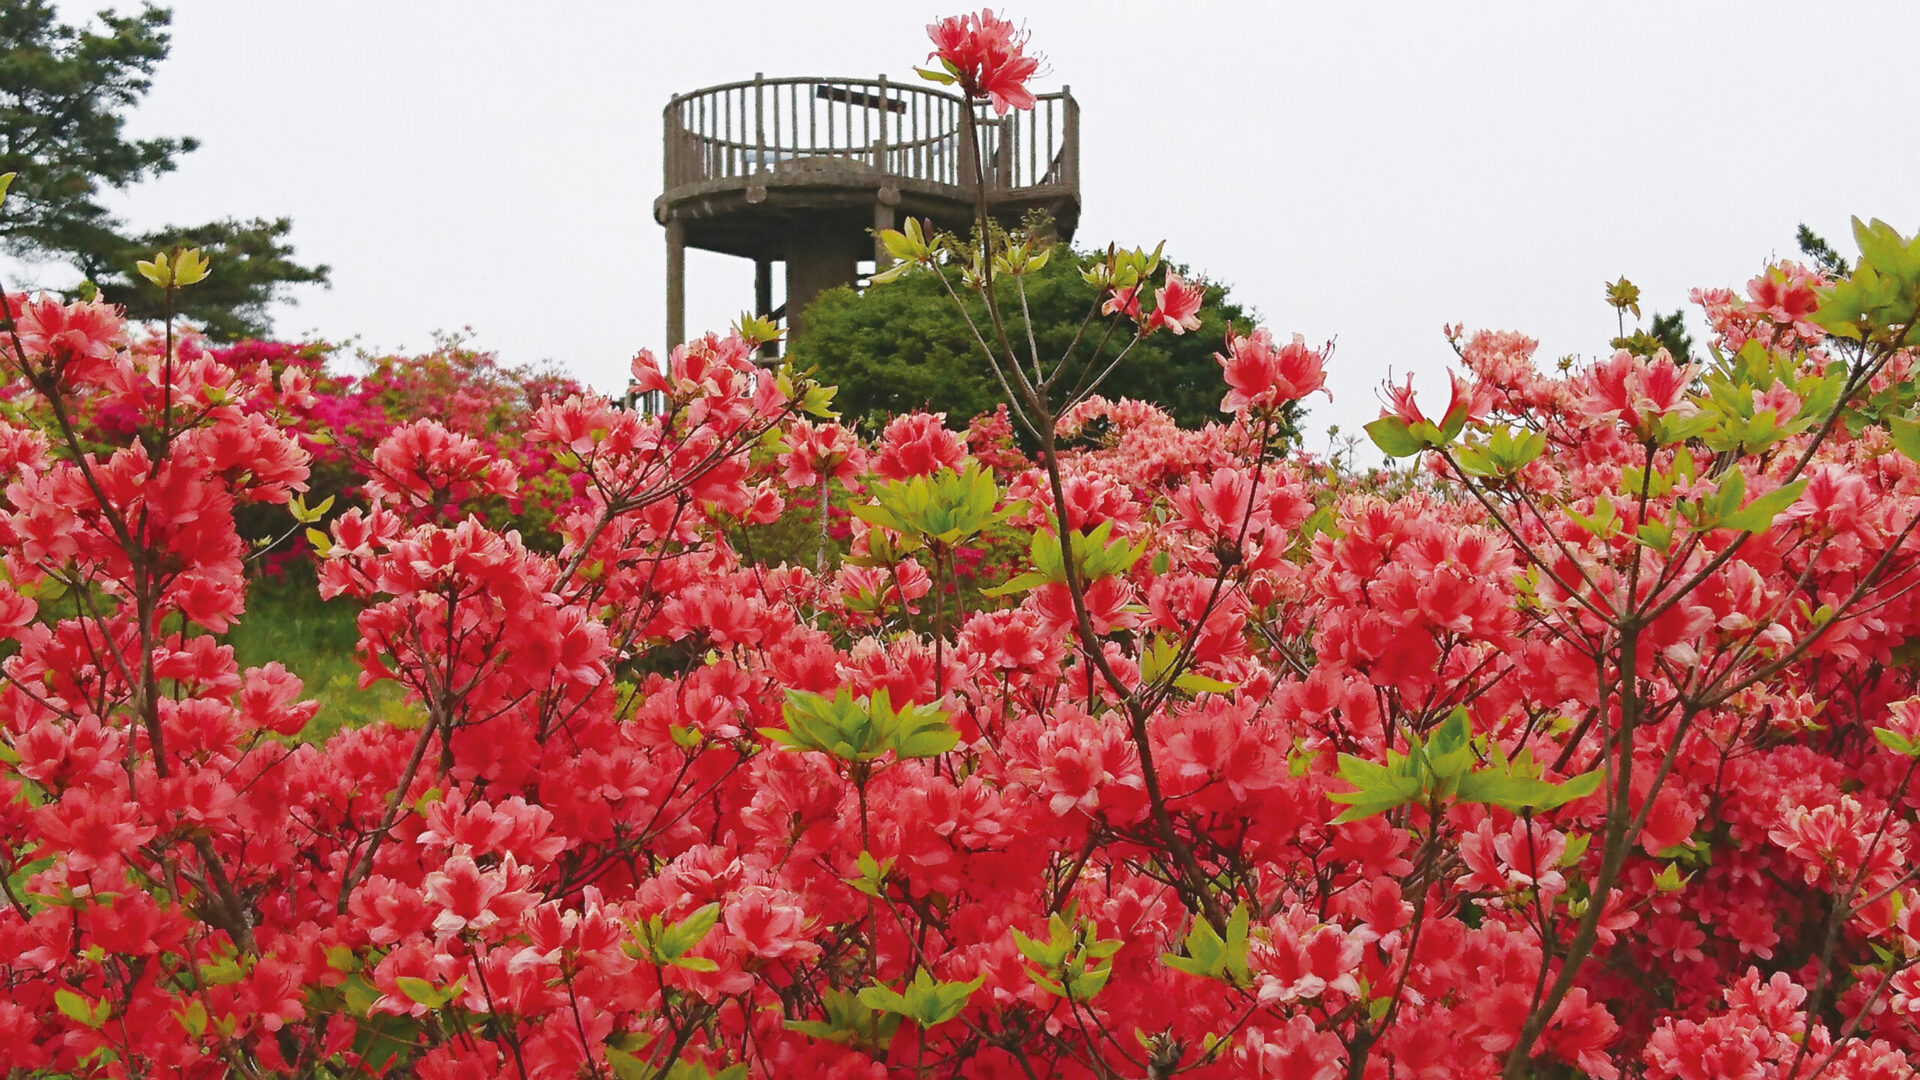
[136,251,171,288]
[55,988,106,1028]
[176,999,209,1039]
[1874,727,1919,757]
[1327,750,1423,823]
[1173,672,1238,695]
[857,463,1005,548]
[786,987,904,1051]
[1718,479,1806,534]
[986,518,1145,597]
[762,687,956,763]
[1365,416,1424,458]
[394,975,459,1009]
[846,850,896,898]
[734,311,782,345]
[629,903,722,971]
[1455,766,1602,812]
[1161,906,1251,985]
[1014,911,1124,1000]
[171,247,209,287]
[1423,709,1474,785]
[858,968,984,1028]
[1890,417,1920,465]
[1651,864,1688,893]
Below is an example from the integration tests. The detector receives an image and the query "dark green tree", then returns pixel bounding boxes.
[1648,309,1694,365]
[0,1,326,338]
[1796,223,1851,280]
[101,216,328,340]
[789,242,1281,435]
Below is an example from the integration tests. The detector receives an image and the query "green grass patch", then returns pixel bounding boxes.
[232,571,415,743]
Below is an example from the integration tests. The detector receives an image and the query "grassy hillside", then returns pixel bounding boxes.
[230,571,415,742]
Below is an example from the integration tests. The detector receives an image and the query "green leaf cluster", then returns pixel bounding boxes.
[1673,470,1806,536]
[857,968,983,1029]
[1604,276,1643,318]
[135,245,207,289]
[1161,905,1251,986]
[984,519,1146,597]
[785,987,904,1052]
[1814,218,1920,347]
[1450,426,1547,480]
[54,988,110,1029]
[608,1055,747,1080]
[1328,709,1601,824]
[1079,243,1164,293]
[1138,636,1236,696]
[394,975,463,1010]
[1364,399,1473,459]
[850,463,1010,551]
[1695,340,1844,454]
[624,903,722,972]
[1013,910,1124,1000]
[761,687,957,762]
[872,217,933,283]
[845,850,895,898]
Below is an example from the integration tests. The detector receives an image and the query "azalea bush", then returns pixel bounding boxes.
[214,335,587,563]
[6,15,1920,1080]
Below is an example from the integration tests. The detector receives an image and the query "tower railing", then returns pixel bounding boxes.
[663,75,1078,198]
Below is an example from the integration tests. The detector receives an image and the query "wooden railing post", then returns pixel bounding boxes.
[956,100,978,192]
[875,75,890,172]
[1062,87,1079,189]
[753,73,766,174]
[662,102,677,189]
[993,115,1013,191]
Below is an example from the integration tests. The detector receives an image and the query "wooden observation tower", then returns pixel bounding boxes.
[657,75,1081,348]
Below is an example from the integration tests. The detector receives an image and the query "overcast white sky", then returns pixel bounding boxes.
[21,1,1920,441]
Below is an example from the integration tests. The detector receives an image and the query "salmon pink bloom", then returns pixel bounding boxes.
[36,797,155,876]
[780,419,866,488]
[1747,264,1825,341]
[1101,285,1142,320]
[6,294,122,382]
[1380,369,1486,433]
[927,9,1040,114]
[875,412,966,479]
[956,608,1059,671]
[1146,272,1204,335]
[724,885,821,962]
[1458,819,1569,900]
[629,347,667,395]
[1219,329,1329,411]
[1584,349,1696,434]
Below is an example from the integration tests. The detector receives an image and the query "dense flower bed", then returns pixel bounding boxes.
[5,12,1920,1080]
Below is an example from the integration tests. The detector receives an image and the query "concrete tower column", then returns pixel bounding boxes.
[665,217,687,349]
[784,223,863,342]
[873,195,897,270]
[754,257,776,361]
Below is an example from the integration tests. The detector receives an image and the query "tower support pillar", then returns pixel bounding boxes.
[665,217,687,350]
